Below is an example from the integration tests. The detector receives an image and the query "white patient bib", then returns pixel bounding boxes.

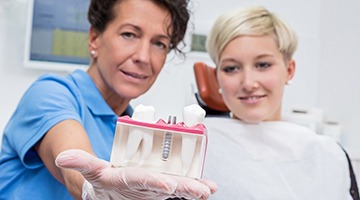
[203,117,352,200]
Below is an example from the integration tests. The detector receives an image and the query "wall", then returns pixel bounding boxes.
[0,0,44,145]
[318,0,360,155]
[0,0,359,160]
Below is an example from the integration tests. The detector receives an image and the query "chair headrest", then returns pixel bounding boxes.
[193,62,229,112]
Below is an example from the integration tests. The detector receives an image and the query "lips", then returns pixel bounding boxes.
[121,70,148,80]
[239,95,266,104]
[239,95,265,101]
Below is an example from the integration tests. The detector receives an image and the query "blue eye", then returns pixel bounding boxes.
[256,62,271,69]
[222,66,239,73]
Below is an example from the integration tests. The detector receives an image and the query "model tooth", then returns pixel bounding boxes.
[124,104,155,164]
[181,104,205,175]
[138,130,154,166]
[183,104,206,127]
[132,104,155,122]
[123,128,146,163]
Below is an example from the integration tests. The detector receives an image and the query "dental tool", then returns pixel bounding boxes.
[161,116,176,161]
[182,104,206,176]
[123,104,155,165]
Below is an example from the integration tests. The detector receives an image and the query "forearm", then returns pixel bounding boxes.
[35,119,94,198]
[61,168,85,199]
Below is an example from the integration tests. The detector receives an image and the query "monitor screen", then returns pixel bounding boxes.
[24,0,91,71]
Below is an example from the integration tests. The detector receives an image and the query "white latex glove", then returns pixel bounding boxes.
[55,149,217,200]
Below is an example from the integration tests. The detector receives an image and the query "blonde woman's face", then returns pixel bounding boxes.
[217,35,295,123]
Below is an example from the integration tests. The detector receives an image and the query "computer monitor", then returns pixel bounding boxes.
[24,0,91,72]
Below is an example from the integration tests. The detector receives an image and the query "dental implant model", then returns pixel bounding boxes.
[110,104,208,179]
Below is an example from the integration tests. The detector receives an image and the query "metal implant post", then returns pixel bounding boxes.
[162,115,176,161]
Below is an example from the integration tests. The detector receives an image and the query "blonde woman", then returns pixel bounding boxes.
[203,6,358,199]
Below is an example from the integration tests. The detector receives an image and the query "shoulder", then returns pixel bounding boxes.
[271,121,346,159]
[15,71,89,121]
[26,71,85,102]
[204,118,346,159]
[34,70,83,92]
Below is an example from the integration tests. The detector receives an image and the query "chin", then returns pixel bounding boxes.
[120,87,147,98]
[234,114,263,124]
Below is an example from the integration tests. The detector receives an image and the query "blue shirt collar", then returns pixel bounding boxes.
[70,70,132,117]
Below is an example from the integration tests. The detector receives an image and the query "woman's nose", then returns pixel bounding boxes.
[241,69,258,91]
[133,40,150,65]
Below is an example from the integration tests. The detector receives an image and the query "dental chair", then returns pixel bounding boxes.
[193,62,230,117]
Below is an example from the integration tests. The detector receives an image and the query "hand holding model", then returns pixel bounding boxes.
[56,149,217,200]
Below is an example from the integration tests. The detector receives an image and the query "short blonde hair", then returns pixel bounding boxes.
[206,6,298,66]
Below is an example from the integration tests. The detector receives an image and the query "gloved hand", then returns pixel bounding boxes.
[55,149,217,200]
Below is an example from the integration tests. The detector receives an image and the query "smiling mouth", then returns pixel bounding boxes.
[122,70,148,79]
[239,95,266,100]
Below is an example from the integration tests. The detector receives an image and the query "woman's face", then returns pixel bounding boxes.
[88,0,171,101]
[217,35,295,123]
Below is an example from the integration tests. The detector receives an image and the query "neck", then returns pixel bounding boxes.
[87,66,131,116]
[105,93,131,116]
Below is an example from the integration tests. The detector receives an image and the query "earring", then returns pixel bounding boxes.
[90,50,96,57]
[286,80,292,85]
[218,88,223,94]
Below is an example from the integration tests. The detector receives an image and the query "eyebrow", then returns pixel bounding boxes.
[220,58,237,63]
[256,54,275,59]
[220,53,275,64]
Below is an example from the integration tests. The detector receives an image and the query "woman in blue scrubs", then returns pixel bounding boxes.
[0,0,216,199]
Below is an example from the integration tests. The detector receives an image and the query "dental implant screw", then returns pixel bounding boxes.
[162,116,176,161]
[162,132,172,160]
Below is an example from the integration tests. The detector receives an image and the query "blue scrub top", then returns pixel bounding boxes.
[0,70,133,200]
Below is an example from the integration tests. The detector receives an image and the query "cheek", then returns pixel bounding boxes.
[263,78,278,89]
[263,77,286,101]
[151,64,164,80]
[261,70,286,90]
[217,74,230,89]
[221,82,236,95]
[98,47,124,69]
[151,54,167,74]
[155,61,165,73]
[217,76,227,94]
[218,77,239,103]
